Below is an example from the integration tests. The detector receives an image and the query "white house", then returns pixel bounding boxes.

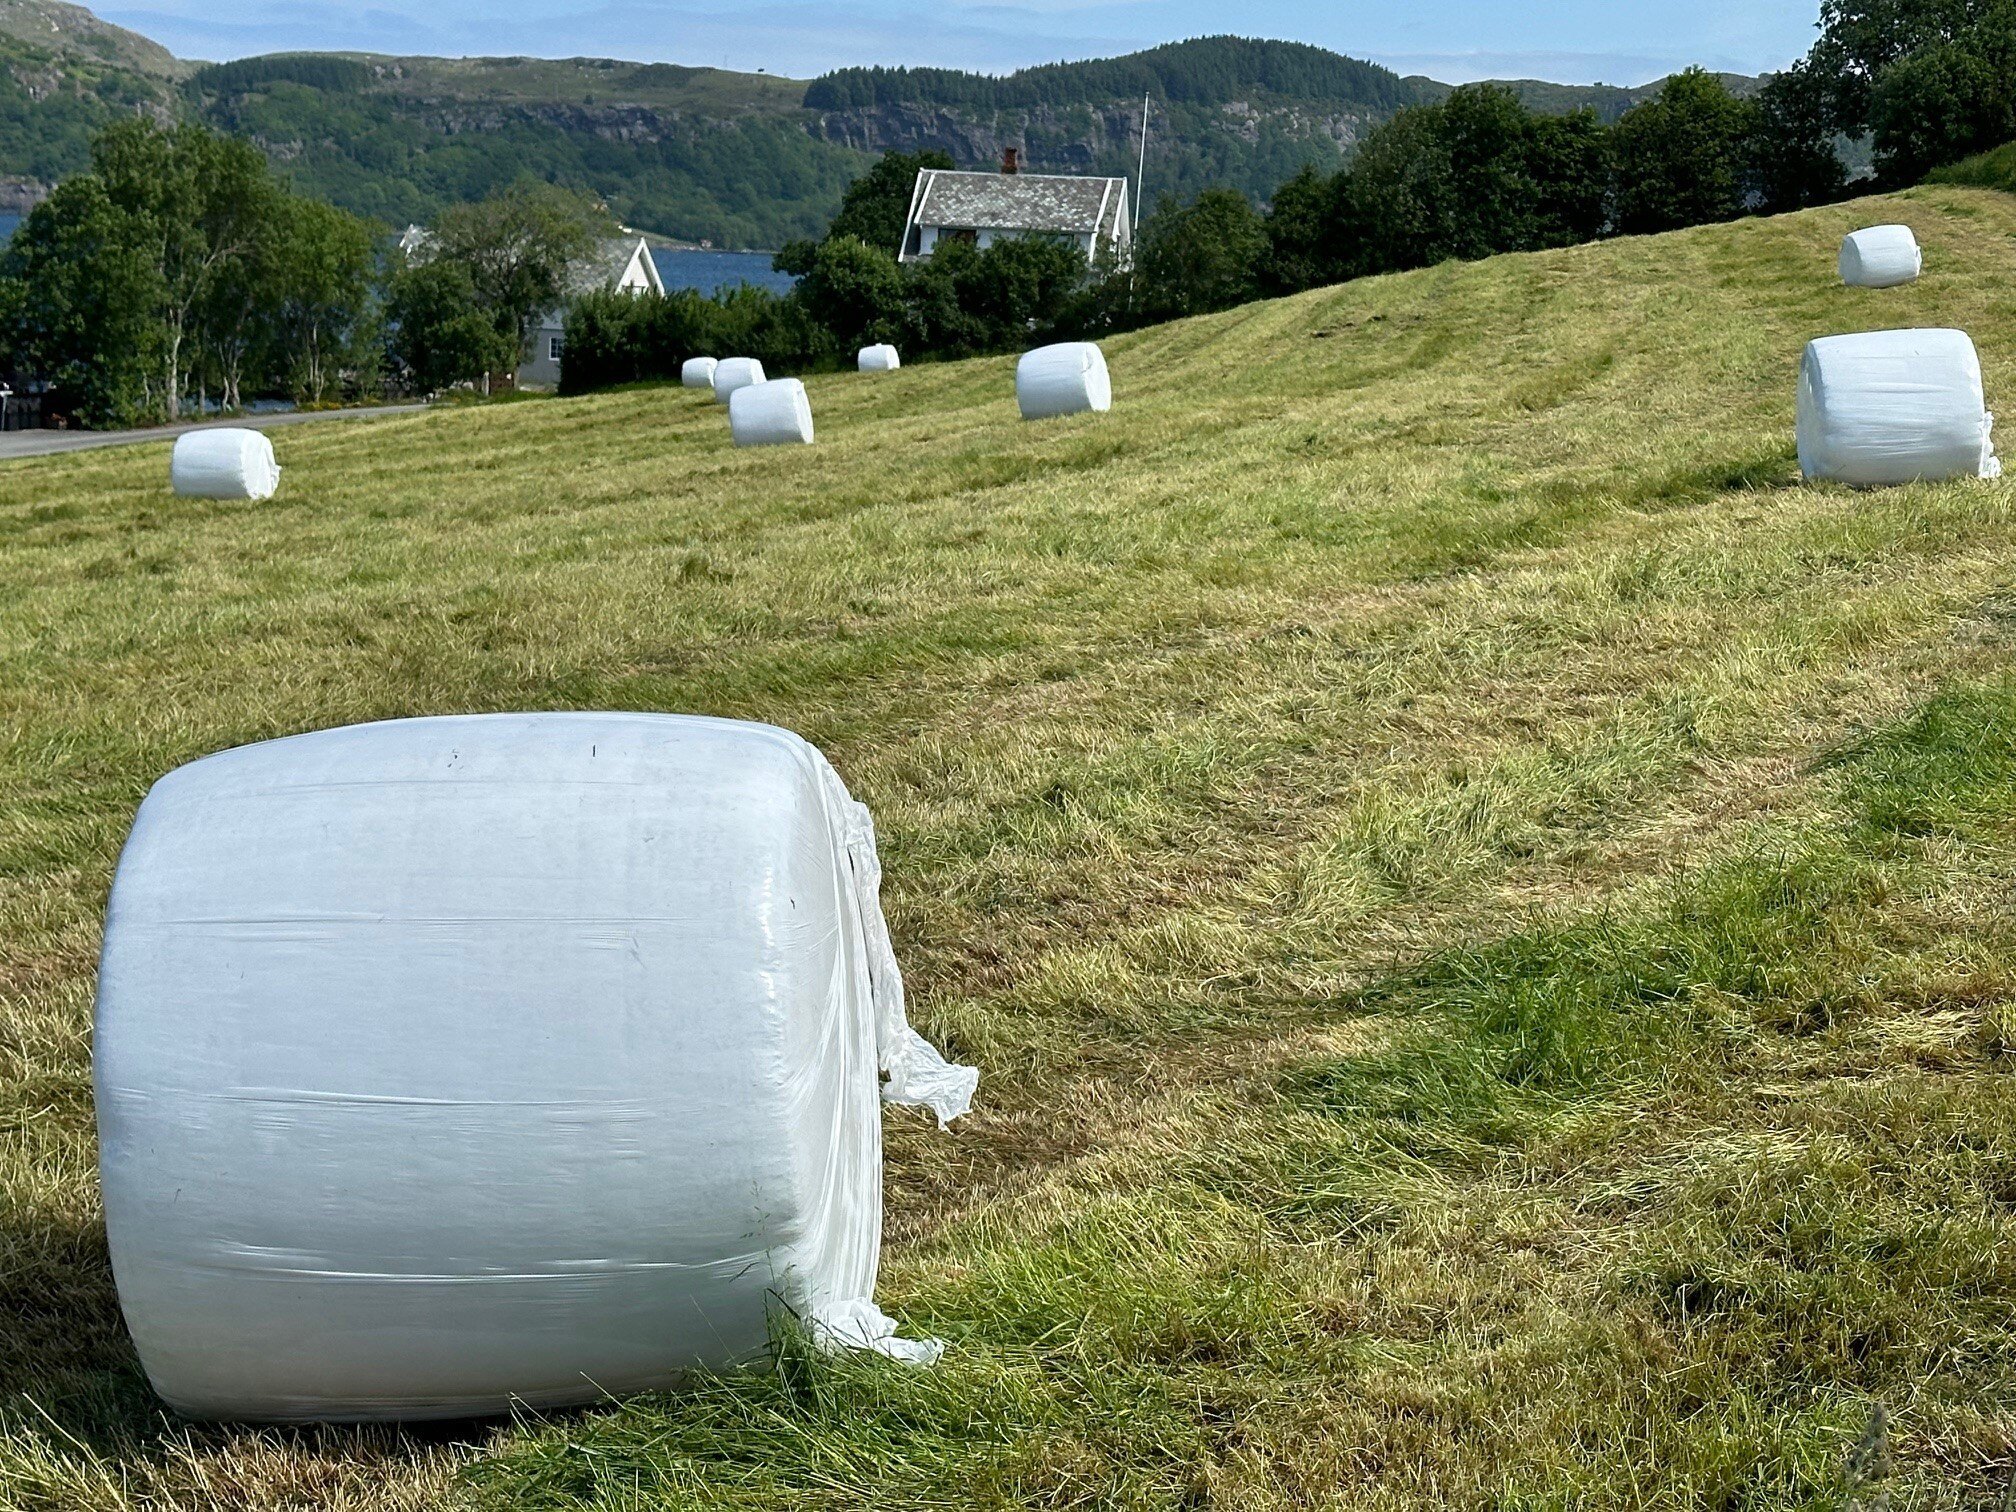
[520,235,664,387]
[393,225,665,389]
[898,156,1132,268]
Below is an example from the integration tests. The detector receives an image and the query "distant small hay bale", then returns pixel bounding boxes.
[1016,342,1111,421]
[681,357,718,389]
[712,358,765,403]
[170,428,281,500]
[857,344,900,373]
[729,378,814,448]
[1797,328,1999,485]
[1839,225,1922,288]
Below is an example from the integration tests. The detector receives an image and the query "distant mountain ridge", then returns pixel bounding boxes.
[0,2,1763,245]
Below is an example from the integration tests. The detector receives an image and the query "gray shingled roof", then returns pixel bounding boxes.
[564,238,650,297]
[914,171,1126,237]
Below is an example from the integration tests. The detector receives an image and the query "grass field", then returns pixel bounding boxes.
[4,185,2016,1510]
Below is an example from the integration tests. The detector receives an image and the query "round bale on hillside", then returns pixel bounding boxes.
[712,357,765,403]
[729,377,814,448]
[1797,328,1999,485]
[681,356,719,389]
[1016,342,1110,421]
[94,712,977,1421]
[858,344,900,373]
[1838,225,1922,288]
[170,428,281,500]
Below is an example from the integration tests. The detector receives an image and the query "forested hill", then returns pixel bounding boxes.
[0,3,1760,247]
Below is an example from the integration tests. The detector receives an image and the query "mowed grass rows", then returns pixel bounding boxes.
[1,186,2014,1509]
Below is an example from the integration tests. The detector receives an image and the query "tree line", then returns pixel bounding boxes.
[805,37,1416,112]
[0,117,618,427]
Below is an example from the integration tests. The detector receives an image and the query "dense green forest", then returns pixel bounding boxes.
[804,36,1417,110]
[183,61,871,245]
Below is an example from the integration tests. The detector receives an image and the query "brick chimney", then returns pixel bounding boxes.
[1001,146,1020,175]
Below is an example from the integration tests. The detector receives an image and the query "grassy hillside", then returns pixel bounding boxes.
[3,186,2016,1508]
[1930,139,2016,194]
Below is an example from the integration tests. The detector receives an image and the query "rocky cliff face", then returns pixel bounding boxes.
[805,99,1382,174]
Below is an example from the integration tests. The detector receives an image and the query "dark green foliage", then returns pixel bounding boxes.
[1793,0,2016,182]
[557,284,830,395]
[0,117,379,425]
[1748,65,1850,211]
[384,259,518,393]
[1,176,164,425]
[1611,70,1761,235]
[185,55,373,96]
[1257,163,1338,295]
[805,35,1417,112]
[1342,86,1614,274]
[1132,187,1266,320]
[824,149,954,255]
[561,223,1091,396]
[793,235,906,349]
[427,182,608,345]
[1866,21,2016,181]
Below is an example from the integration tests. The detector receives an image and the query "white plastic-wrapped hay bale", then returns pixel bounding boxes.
[858,344,900,373]
[1797,328,1999,485]
[728,378,814,448]
[169,428,280,500]
[95,712,977,1422]
[712,357,765,403]
[1016,342,1110,420]
[1839,225,1922,288]
[680,356,718,389]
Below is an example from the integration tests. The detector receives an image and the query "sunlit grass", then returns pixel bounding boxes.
[3,185,2015,1508]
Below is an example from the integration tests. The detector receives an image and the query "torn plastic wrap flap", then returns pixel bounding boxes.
[94,712,975,1422]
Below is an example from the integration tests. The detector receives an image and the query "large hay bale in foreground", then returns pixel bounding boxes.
[170,429,280,500]
[858,344,900,372]
[95,713,976,1421]
[1839,225,1922,288]
[681,356,718,389]
[729,378,814,447]
[1016,342,1111,420]
[712,357,765,403]
[1797,328,1999,485]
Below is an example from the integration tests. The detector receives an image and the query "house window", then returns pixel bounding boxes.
[548,336,564,362]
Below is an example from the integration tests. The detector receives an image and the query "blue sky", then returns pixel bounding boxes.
[100,0,1823,84]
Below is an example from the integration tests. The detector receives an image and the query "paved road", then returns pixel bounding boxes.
[0,403,432,461]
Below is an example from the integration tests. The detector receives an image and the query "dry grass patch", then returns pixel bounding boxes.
[2,187,2015,1507]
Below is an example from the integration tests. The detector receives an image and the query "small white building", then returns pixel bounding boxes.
[898,159,1132,268]
[520,235,664,388]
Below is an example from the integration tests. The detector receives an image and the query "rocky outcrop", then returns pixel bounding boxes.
[0,175,50,211]
[805,98,1380,175]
